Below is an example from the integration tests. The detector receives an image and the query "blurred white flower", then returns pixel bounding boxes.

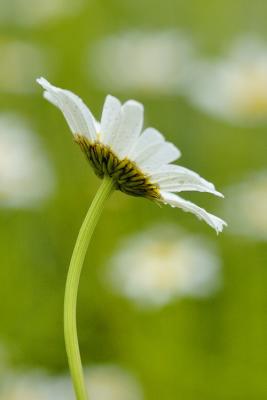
[0,0,84,27]
[88,30,195,95]
[0,40,51,94]
[84,365,143,400]
[187,36,267,124]
[0,365,143,400]
[106,226,222,308]
[223,171,267,240]
[0,372,70,400]
[0,114,55,208]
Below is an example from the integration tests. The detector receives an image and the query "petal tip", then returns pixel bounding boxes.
[106,93,119,100]
[124,99,144,111]
[36,77,51,90]
[214,218,227,235]
[214,190,224,198]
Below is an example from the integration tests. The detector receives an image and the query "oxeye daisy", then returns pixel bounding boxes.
[37,77,226,400]
[37,77,225,233]
[88,30,194,95]
[107,225,221,308]
[188,37,267,125]
[0,113,54,208]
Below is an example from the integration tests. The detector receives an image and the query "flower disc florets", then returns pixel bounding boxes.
[75,134,161,200]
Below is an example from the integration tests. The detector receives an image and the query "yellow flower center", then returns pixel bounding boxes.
[75,134,161,200]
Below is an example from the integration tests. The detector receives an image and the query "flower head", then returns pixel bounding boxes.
[0,113,54,208]
[0,366,143,400]
[88,30,195,95]
[106,225,222,308]
[84,365,143,400]
[0,0,85,28]
[223,170,267,241]
[1,372,68,400]
[188,36,267,125]
[37,77,226,233]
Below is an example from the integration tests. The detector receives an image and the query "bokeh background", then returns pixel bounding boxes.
[0,0,267,399]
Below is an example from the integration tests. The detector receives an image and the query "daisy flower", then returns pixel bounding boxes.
[188,36,267,125]
[223,170,267,241]
[0,366,143,400]
[37,77,226,400]
[84,365,143,400]
[1,372,69,400]
[37,77,225,233]
[88,30,195,95]
[0,113,54,208]
[0,0,85,28]
[107,225,222,308]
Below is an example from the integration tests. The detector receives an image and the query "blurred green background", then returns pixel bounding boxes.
[0,0,267,399]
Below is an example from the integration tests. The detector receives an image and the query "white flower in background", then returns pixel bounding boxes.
[0,40,51,94]
[223,171,267,241]
[188,36,267,124]
[0,0,84,27]
[84,365,143,400]
[37,78,226,233]
[107,226,222,308]
[0,366,142,400]
[0,372,70,400]
[0,114,54,208]
[88,30,195,95]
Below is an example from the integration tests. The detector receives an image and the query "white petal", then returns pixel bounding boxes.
[94,120,101,132]
[43,90,59,107]
[112,100,144,158]
[151,165,223,197]
[37,77,97,140]
[100,95,122,145]
[136,142,181,174]
[129,127,165,160]
[161,191,227,234]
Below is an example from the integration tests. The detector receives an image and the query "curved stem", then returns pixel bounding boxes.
[64,176,114,400]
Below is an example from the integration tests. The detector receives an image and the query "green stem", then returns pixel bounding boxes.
[64,176,114,400]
